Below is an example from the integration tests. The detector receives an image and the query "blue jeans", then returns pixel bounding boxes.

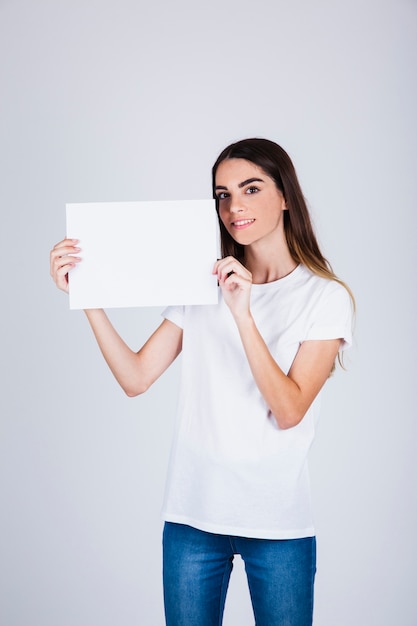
[163,522,316,626]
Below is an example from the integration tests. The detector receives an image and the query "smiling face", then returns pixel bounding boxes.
[214,158,287,249]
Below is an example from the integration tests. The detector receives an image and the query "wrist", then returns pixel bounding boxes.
[84,308,106,321]
[234,310,255,329]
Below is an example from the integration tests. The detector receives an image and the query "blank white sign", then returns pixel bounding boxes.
[66,200,219,309]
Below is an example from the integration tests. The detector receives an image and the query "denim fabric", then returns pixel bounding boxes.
[163,522,316,626]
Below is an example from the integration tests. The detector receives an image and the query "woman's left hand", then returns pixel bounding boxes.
[212,257,252,320]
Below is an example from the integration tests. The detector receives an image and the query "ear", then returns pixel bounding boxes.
[279,190,287,210]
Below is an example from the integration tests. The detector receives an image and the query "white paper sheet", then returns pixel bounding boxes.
[66,200,219,309]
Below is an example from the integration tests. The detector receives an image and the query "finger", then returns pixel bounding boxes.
[50,243,81,275]
[51,238,79,257]
[55,266,70,292]
[54,260,80,292]
[50,241,80,259]
[51,255,81,290]
[214,258,237,279]
[217,260,250,284]
[52,254,81,277]
[53,238,79,249]
[217,268,251,294]
[50,247,80,270]
[213,256,235,273]
[50,239,79,263]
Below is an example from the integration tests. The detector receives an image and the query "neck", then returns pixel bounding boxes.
[244,239,298,284]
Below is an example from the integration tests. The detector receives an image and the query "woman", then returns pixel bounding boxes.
[50,138,354,626]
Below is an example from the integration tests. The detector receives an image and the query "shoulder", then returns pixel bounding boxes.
[297,267,354,346]
[162,305,186,329]
[297,265,351,303]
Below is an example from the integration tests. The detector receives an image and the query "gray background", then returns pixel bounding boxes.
[1,0,416,624]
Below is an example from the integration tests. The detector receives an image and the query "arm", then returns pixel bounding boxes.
[214,257,341,429]
[84,310,182,396]
[235,315,340,429]
[50,238,183,396]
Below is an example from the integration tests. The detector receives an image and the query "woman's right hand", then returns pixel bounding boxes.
[50,238,81,293]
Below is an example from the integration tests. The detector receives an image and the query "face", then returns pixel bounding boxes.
[214,158,287,248]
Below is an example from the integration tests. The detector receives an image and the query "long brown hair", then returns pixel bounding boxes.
[212,138,354,303]
[212,138,355,370]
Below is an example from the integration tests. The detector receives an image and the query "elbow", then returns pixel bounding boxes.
[124,387,146,398]
[271,408,306,430]
[124,388,141,398]
[276,418,302,431]
[123,379,151,398]
[277,418,302,430]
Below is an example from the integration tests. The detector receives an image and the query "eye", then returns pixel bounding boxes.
[216,192,229,200]
[246,186,259,194]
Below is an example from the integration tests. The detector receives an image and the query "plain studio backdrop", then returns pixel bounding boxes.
[0,1,416,624]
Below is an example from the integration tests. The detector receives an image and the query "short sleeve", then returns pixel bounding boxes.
[162,305,185,330]
[304,282,354,350]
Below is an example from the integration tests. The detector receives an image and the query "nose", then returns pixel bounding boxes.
[229,197,245,214]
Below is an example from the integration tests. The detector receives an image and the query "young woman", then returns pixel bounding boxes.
[50,138,354,626]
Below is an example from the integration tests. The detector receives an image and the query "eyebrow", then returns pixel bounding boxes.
[215,177,265,191]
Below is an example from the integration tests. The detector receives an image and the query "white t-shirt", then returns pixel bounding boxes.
[162,264,353,540]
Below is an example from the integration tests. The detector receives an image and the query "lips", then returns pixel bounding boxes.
[232,219,255,230]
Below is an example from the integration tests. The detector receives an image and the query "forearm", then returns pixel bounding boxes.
[83,310,183,397]
[84,309,147,396]
[235,314,303,429]
[235,312,341,429]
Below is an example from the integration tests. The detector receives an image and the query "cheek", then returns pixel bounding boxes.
[218,206,228,225]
